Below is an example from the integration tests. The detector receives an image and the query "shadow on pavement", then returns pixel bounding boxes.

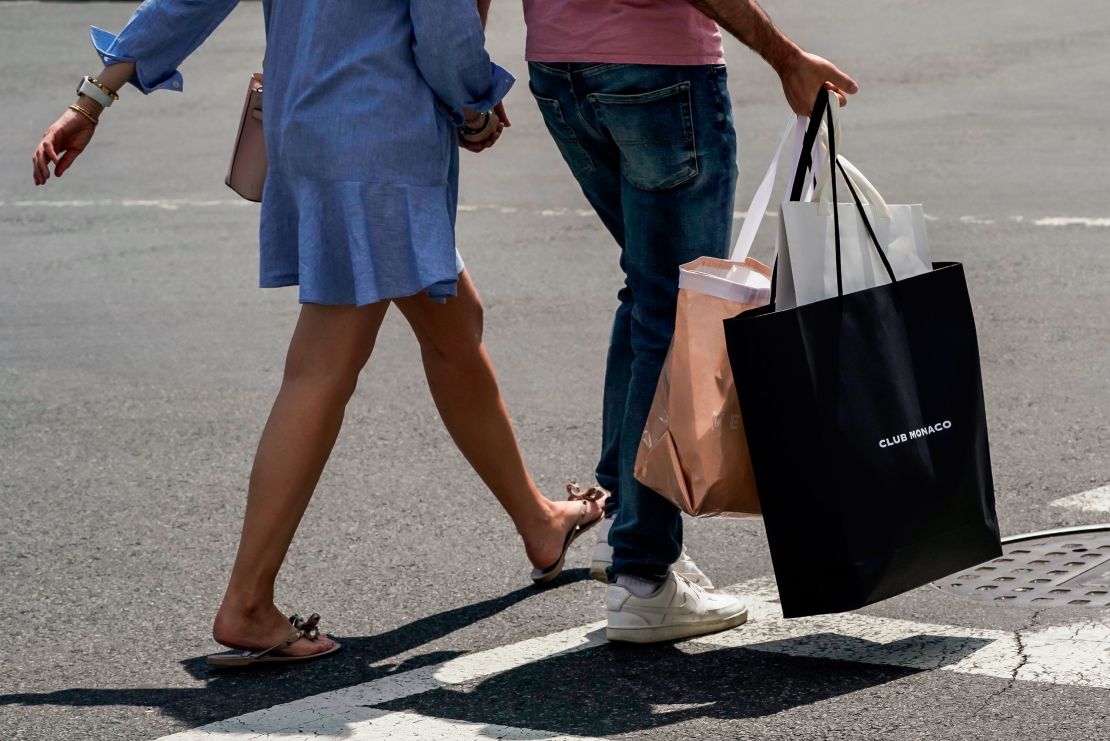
[0,569,591,728]
[2,577,995,736]
[377,633,994,736]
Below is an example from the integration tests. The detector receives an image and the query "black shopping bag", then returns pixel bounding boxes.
[723,93,1002,618]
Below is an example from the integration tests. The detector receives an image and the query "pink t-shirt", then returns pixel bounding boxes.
[523,0,724,66]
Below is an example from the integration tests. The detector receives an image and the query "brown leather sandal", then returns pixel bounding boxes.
[206,613,341,667]
[531,484,609,584]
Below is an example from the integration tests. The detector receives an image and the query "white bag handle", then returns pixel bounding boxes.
[730,114,805,261]
[730,98,894,261]
[829,155,892,219]
[811,99,893,219]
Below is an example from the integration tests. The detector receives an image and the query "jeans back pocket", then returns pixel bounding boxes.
[530,86,596,181]
[589,82,698,191]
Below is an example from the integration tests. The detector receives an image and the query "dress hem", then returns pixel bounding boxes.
[261,271,463,307]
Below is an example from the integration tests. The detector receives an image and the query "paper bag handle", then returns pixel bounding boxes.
[770,90,896,305]
[729,115,805,261]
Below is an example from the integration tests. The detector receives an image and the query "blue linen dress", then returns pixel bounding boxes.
[91,0,514,305]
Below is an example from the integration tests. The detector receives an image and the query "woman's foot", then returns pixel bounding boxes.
[212,601,336,658]
[519,487,607,571]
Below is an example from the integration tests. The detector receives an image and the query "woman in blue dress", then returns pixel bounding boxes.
[31,0,606,666]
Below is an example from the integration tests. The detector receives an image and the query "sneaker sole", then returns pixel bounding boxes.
[606,606,748,644]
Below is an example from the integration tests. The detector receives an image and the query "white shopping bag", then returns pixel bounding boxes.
[775,93,932,308]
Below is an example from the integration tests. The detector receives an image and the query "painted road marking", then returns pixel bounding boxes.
[695,581,1110,690]
[1,199,254,210]
[162,710,602,741]
[153,577,1110,740]
[6,199,1110,229]
[156,621,608,740]
[1034,217,1110,227]
[1050,485,1110,513]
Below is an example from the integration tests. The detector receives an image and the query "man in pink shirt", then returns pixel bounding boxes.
[518,1,857,643]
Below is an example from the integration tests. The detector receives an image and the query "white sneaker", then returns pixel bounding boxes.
[590,517,716,590]
[606,571,748,643]
[589,517,615,582]
[674,549,715,590]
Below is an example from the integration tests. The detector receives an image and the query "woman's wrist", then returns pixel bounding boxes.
[92,63,133,95]
[459,110,495,142]
[462,110,490,130]
[75,94,106,117]
[68,100,101,126]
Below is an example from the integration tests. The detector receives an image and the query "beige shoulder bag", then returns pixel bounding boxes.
[225,73,267,202]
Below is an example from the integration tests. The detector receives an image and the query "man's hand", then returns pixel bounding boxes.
[688,0,859,114]
[776,49,858,116]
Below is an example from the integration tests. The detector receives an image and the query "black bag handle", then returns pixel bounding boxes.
[789,92,831,203]
[771,89,897,304]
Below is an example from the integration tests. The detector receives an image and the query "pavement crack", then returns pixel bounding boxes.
[966,608,1046,718]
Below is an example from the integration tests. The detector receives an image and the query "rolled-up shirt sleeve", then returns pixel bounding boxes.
[90,0,241,94]
[409,0,515,126]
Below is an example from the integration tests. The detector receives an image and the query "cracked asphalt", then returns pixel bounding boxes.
[2,1,1109,739]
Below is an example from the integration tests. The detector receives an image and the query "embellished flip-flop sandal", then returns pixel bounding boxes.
[531,484,609,584]
[206,613,341,667]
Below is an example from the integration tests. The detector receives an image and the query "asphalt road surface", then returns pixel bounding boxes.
[2,1,1109,739]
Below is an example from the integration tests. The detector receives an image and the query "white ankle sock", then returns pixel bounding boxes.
[616,574,664,598]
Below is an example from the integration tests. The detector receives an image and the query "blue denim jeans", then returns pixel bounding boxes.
[528,62,738,581]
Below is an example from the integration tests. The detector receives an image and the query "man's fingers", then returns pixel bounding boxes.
[825,65,859,95]
[459,136,486,153]
[494,101,511,127]
[824,82,848,107]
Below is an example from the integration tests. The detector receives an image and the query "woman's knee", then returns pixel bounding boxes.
[404,289,485,363]
[421,308,484,363]
[281,350,363,399]
[281,303,385,393]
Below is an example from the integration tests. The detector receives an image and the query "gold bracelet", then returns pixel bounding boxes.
[68,103,100,126]
[87,77,120,102]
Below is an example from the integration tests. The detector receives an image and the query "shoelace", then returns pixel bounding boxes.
[675,571,705,598]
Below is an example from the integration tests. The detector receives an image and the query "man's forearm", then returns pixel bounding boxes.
[477,0,491,28]
[689,0,800,73]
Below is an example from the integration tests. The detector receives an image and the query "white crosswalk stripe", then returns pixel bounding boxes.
[162,710,602,741]
[153,577,1110,740]
[157,622,608,740]
[697,579,1110,689]
[7,199,1110,231]
[1050,485,1110,513]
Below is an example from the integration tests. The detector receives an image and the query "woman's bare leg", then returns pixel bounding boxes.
[394,271,603,569]
[213,302,389,656]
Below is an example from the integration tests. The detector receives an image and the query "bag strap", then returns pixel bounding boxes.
[806,99,893,220]
[729,114,802,261]
[789,92,831,202]
[821,91,897,296]
[770,89,897,306]
[827,155,892,218]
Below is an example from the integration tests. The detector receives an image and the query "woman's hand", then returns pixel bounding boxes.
[33,106,98,186]
[459,102,510,153]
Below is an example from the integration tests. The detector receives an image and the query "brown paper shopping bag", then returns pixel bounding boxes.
[634,255,770,516]
[634,117,801,516]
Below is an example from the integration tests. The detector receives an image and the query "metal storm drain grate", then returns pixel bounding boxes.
[934,526,1110,607]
